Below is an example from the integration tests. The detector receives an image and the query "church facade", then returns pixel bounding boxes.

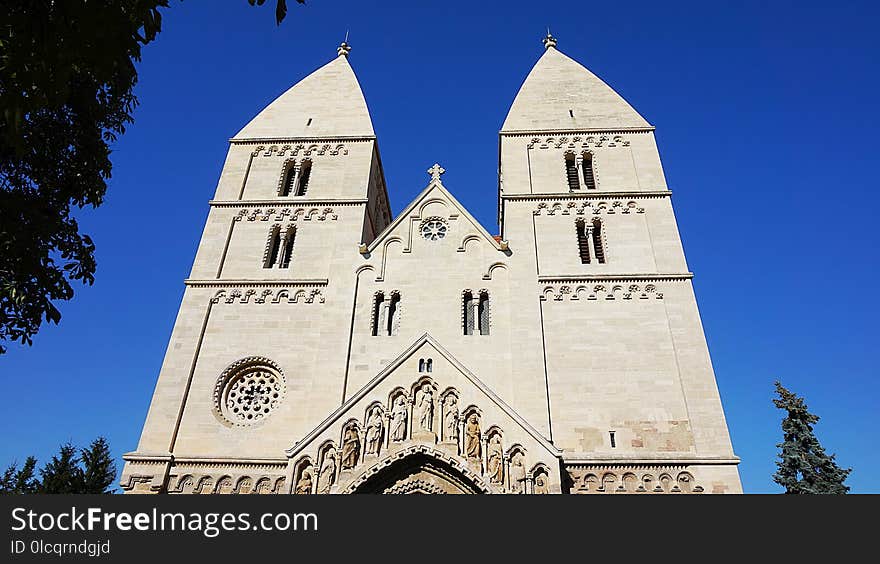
[121,36,741,494]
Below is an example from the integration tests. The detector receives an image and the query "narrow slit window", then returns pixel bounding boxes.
[264,226,282,268]
[576,220,591,264]
[582,152,597,190]
[609,431,616,448]
[371,292,385,336]
[592,218,606,264]
[463,291,475,336]
[478,291,490,335]
[306,118,312,126]
[386,293,400,336]
[279,227,295,268]
[280,162,297,197]
[295,160,311,196]
[565,153,580,191]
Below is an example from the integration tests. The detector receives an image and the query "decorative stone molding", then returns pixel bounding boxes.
[247,143,349,158]
[541,283,664,302]
[528,134,631,150]
[565,464,704,494]
[233,207,338,222]
[210,287,325,305]
[533,199,644,216]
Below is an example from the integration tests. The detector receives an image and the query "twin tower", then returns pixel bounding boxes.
[122,37,741,494]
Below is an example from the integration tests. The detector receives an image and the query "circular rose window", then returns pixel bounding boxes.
[213,357,285,426]
[420,217,448,241]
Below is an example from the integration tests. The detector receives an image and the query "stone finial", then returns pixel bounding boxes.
[427,163,445,181]
[542,32,557,50]
[337,41,351,57]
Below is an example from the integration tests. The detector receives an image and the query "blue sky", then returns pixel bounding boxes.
[2,1,877,493]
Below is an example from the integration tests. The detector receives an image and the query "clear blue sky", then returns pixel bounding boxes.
[2,1,877,493]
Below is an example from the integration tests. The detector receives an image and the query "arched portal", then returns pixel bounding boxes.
[343,447,491,494]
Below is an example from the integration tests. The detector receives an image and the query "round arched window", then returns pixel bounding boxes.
[213,357,286,426]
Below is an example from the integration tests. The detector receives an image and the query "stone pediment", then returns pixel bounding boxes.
[283,333,561,494]
[361,171,509,258]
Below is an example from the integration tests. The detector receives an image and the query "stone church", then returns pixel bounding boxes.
[121,36,741,494]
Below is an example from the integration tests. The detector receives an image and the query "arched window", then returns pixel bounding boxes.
[581,152,596,190]
[386,292,400,336]
[463,291,475,336]
[295,160,311,196]
[279,161,297,197]
[371,292,385,336]
[565,153,580,191]
[278,226,296,269]
[264,226,282,268]
[478,291,490,335]
[576,218,606,264]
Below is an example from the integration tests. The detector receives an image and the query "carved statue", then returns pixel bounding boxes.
[364,408,384,455]
[416,385,434,432]
[510,453,526,493]
[294,470,312,494]
[317,454,336,494]
[487,434,503,484]
[341,426,361,470]
[443,396,459,442]
[465,414,481,460]
[534,472,549,494]
[391,396,408,441]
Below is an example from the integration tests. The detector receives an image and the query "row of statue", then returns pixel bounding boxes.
[292,380,552,494]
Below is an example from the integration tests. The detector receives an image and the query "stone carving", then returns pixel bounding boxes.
[340,426,361,470]
[487,435,504,484]
[294,470,313,494]
[364,408,384,455]
[390,396,408,442]
[210,287,325,305]
[317,454,336,494]
[565,465,704,494]
[465,414,481,460]
[533,471,549,494]
[510,453,526,493]
[416,385,434,432]
[443,396,459,442]
[532,200,645,216]
[540,282,665,302]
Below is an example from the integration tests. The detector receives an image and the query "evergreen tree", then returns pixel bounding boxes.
[0,457,39,494]
[39,443,84,494]
[80,437,117,494]
[773,381,851,494]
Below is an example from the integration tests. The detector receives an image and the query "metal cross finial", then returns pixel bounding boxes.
[543,30,557,49]
[427,163,445,181]
[337,40,351,57]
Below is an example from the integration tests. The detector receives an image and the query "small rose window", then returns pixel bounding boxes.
[420,217,448,241]
[214,358,285,426]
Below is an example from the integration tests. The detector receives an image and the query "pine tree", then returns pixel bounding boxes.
[39,443,84,494]
[0,457,39,494]
[80,437,117,494]
[773,381,851,494]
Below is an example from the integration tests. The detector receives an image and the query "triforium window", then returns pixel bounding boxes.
[463,291,489,336]
[279,159,312,197]
[576,218,606,264]
[372,291,400,336]
[264,225,295,268]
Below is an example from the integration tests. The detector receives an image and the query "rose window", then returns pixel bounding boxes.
[420,217,448,241]
[214,358,285,426]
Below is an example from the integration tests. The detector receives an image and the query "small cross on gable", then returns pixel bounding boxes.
[427,163,445,181]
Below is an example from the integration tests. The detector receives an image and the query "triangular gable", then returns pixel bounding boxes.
[363,177,508,254]
[285,332,559,458]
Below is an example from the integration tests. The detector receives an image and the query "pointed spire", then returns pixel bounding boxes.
[542,30,557,50]
[427,163,445,182]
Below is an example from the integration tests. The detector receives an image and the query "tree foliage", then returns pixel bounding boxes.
[0,1,303,354]
[773,381,851,494]
[1,437,117,494]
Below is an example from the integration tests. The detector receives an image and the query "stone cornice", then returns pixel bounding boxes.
[184,278,329,288]
[500,127,655,137]
[538,273,693,283]
[229,135,376,144]
[209,199,368,208]
[503,190,671,201]
[123,452,287,466]
[563,456,740,466]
